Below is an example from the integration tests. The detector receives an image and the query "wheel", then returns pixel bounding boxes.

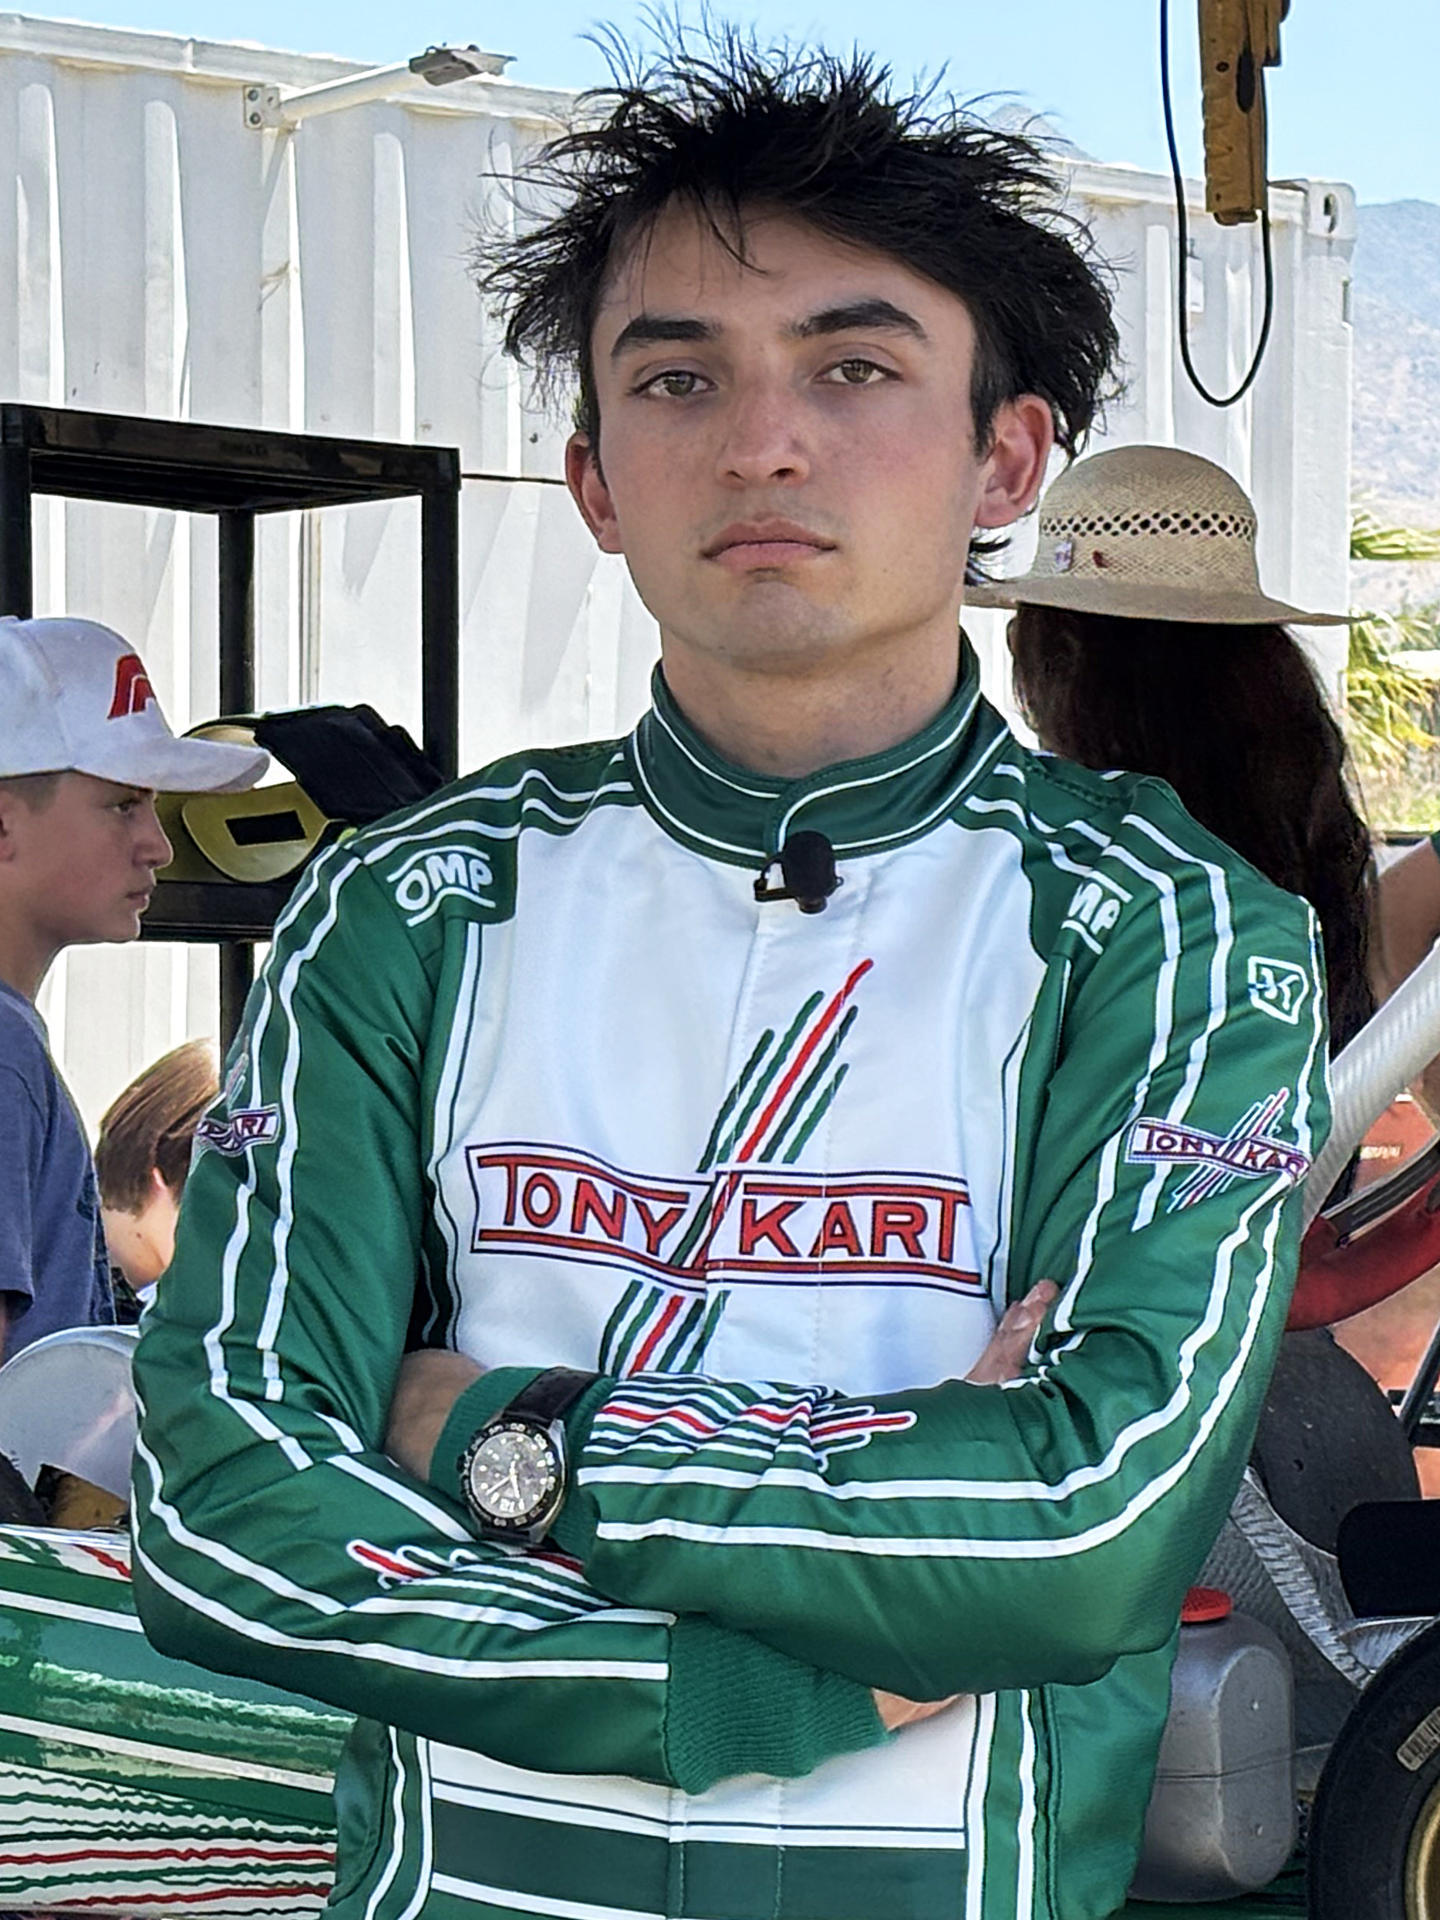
[1309,1615,1440,1917]
[1409,1779,1440,1919]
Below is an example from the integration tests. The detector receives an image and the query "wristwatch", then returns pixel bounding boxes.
[457,1367,599,1545]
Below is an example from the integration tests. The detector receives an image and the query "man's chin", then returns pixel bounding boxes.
[683,596,854,669]
[105,908,147,942]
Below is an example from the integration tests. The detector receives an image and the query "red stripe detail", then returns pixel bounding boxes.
[738,959,873,1161]
[2,1846,331,1865]
[75,1542,132,1578]
[349,1542,420,1580]
[813,1413,914,1436]
[628,1293,686,1375]
[472,1228,709,1287]
[46,1887,328,1907]
[702,1257,980,1285]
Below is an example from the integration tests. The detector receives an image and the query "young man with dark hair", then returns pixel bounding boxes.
[133,40,1328,1920]
[0,618,264,1363]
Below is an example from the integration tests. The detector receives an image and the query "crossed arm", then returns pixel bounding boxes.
[133,836,1328,1787]
[383,1281,1059,1732]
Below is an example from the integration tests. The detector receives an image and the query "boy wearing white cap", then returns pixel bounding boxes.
[0,616,265,1362]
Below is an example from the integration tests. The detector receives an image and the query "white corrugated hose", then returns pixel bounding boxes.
[1302,939,1440,1228]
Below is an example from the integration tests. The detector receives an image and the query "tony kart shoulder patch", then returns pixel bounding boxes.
[1126,1088,1310,1211]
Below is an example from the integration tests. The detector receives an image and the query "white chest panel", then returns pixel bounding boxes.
[434,807,1046,1396]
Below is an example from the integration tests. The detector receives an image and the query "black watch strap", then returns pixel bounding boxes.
[502,1366,601,1427]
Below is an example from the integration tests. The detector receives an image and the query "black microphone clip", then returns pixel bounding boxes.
[754,830,842,915]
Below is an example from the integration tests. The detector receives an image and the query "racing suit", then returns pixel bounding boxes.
[133,641,1329,1920]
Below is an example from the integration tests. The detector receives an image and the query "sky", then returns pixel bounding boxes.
[18,0,1439,207]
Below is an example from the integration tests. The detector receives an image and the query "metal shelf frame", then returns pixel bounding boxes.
[0,402,461,1040]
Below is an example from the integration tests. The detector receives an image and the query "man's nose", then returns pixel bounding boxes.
[137,799,173,870]
[717,379,811,486]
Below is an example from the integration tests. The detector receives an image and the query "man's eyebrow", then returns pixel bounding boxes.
[609,314,717,358]
[790,299,929,342]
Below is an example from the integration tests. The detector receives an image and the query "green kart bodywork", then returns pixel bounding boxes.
[0,1522,345,1914]
[0,1519,1309,1918]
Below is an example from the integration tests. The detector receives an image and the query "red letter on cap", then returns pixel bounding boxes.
[109,654,157,719]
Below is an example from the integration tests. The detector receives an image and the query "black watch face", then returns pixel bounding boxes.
[468,1423,558,1525]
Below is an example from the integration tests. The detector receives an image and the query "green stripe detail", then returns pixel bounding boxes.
[429,1801,968,1920]
[598,1279,645,1373]
[757,1007,859,1161]
[654,1296,710,1370]
[782,1063,850,1163]
[696,1027,775,1173]
[709,993,822,1171]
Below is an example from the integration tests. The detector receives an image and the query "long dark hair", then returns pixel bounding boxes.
[1010,605,1374,1051]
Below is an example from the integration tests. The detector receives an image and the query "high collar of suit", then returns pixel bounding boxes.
[627,635,1001,867]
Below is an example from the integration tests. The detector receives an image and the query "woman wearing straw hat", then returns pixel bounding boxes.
[968,443,1374,1051]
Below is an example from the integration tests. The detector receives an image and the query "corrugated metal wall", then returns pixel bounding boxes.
[0,15,1355,1128]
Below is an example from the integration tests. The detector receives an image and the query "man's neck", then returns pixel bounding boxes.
[0,923,54,1004]
[658,636,963,778]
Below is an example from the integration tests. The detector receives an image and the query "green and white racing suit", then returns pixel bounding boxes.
[133,643,1329,1920]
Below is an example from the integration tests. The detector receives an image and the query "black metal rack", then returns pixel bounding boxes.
[0,403,461,1038]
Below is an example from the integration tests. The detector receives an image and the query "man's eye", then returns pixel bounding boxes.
[639,370,707,398]
[824,358,889,386]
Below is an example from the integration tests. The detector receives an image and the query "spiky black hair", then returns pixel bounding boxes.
[476,25,1119,463]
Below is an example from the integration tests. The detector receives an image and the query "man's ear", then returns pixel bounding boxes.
[0,793,21,865]
[973,396,1055,530]
[565,433,623,555]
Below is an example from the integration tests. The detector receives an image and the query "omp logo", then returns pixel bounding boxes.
[107,653,157,719]
[1247,956,1311,1026]
[467,1143,981,1295]
[386,844,495,924]
[1062,872,1130,953]
[194,1105,280,1156]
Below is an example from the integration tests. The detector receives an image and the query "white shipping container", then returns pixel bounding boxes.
[0,15,1355,1128]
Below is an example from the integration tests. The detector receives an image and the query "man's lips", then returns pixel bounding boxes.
[703,521,836,567]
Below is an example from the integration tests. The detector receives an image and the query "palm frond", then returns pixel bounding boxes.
[1350,509,1440,566]
[1345,612,1439,769]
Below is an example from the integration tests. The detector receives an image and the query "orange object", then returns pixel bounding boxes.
[1181,1586,1234,1624]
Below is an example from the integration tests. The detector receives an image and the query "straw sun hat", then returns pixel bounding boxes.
[965,445,1349,627]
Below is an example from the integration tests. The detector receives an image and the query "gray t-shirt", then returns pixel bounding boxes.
[0,980,114,1359]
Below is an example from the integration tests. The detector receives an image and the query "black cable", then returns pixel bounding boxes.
[1160,0,1276,408]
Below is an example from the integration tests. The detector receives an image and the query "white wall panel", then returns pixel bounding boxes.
[0,17,1354,1128]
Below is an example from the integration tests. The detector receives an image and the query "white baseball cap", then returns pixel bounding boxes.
[0,617,268,793]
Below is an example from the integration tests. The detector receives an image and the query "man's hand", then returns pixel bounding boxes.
[872,1280,1059,1730]
[385,1347,484,1479]
[962,1280,1058,1385]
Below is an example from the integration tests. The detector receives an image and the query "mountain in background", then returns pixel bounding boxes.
[1349,198,1440,612]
